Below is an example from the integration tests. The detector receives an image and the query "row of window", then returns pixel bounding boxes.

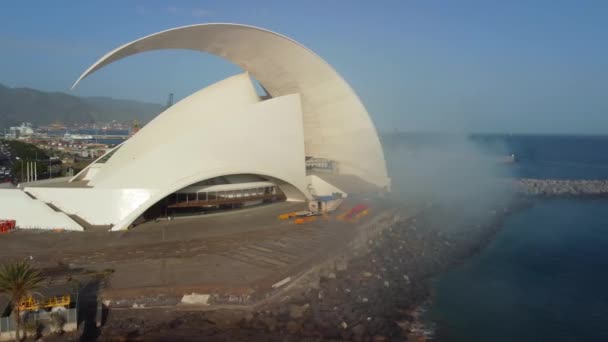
[170,186,278,203]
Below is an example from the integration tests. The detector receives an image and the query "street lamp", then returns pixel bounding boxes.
[15,157,23,182]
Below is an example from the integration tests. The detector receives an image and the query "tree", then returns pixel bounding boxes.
[0,261,43,341]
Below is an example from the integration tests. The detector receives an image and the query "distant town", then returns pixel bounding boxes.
[0,121,140,184]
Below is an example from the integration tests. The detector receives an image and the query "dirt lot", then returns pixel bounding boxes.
[0,197,413,341]
[0,199,395,303]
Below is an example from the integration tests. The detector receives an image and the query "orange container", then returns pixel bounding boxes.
[278,212,297,220]
[294,216,316,225]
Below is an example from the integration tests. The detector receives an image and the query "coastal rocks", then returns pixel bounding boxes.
[289,304,309,319]
[516,178,608,197]
[286,321,301,334]
[276,214,451,339]
[335,258,348,272]
[261,315,277,332]
[351,323,367,341]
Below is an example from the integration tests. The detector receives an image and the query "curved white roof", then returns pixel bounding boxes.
[34,73,310,230]
[73,23,389,189]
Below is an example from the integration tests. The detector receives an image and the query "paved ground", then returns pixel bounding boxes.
[0,199,395,304]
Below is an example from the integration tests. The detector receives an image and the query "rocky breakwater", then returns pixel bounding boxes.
[99,201,522,341]
[516,178,608,197]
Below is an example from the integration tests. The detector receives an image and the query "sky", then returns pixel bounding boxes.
[0,0,607,134]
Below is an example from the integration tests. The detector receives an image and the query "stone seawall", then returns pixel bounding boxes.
[516,179,608,197]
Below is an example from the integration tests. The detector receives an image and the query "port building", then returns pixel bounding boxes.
[1,23,389,231]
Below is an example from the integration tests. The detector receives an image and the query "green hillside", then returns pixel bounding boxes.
[0,84,164,129]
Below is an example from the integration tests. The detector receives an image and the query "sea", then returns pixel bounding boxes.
[425,135,608,341]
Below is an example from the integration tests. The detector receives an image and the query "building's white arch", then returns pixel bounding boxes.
[72,23,390,189]
[112,171,307,232]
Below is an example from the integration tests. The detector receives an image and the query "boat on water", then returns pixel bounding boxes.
[499,153,517,164]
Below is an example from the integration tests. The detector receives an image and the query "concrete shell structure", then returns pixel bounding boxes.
[10,23,389,232]
[73,23,389,189]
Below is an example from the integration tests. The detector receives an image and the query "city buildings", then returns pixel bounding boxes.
[4,122,34,139]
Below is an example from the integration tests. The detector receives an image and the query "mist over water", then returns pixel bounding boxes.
[382,133,515,222]
[421,135,608,342]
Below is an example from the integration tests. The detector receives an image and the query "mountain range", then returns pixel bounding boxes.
[0,83,164,129]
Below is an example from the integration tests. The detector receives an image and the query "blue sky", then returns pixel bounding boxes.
[1,0,607,134]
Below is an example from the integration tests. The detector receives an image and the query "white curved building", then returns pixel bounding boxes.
[20,23,389,231]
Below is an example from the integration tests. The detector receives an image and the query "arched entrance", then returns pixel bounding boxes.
[140,174,297,221]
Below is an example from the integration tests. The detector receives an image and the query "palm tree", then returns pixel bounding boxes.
[0,261,43,341]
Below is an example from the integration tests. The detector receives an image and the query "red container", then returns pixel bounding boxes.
[344,204,368,220]
[0,220,16,233]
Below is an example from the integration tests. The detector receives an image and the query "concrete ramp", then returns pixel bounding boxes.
[0,189,83,231]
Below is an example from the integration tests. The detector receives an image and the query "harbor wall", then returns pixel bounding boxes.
[516,179,608,197]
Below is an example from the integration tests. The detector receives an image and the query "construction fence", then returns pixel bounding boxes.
[0,308,77,333]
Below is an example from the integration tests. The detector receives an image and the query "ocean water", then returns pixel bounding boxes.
[429,135,608,342]
[474,134,608,180]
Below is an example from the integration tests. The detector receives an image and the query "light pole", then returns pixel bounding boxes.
[15,157,23,182]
